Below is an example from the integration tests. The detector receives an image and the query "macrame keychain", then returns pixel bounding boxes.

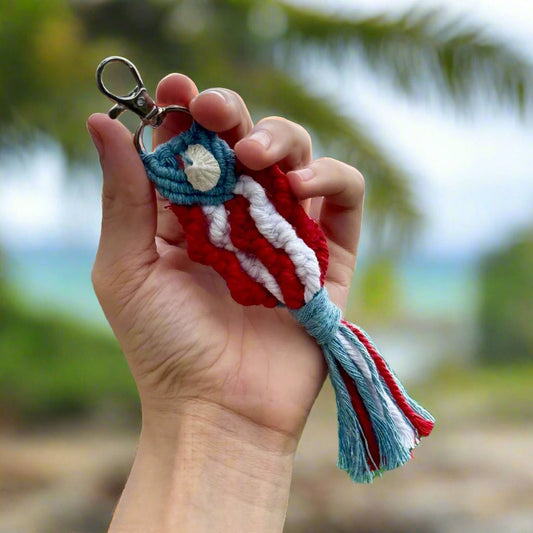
[97,56,434,483]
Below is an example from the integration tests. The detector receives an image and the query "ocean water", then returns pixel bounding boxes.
[4,246,107,329]
[3,246,479,380]
[396,255,479,321]
[4,246,478,321]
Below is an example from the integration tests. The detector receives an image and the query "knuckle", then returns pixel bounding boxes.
[254,116,282,129]
[100,185,154,223]
[314,157,365,205]
[91,258,146,314]
[351,168,365,197]
[91,263,113,304]
[257,116,309,137]
[100,188,116,218]
[91,261,119,301]
[91,264,103,295]
[255,117,312,157]
[315,156,335,166]
[317,156,365,188]
[209,88,248,115]
[294,122,312,146]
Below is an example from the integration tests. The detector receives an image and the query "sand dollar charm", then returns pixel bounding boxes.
[183,144,221,191]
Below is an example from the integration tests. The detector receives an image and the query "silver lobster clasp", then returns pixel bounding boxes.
[96,56,190,153]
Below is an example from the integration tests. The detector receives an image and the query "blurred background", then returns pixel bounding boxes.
[1,0,532,531]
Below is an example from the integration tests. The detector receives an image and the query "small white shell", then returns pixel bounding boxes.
[183,144,221,192]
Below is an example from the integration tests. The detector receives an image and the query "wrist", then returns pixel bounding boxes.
[109,399,297,533]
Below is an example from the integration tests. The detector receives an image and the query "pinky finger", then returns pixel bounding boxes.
[286,158,365,254]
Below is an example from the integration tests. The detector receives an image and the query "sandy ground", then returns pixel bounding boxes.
[1,386,532,533]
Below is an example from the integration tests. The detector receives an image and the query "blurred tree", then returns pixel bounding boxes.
[0,292,137,421]
[1,0,533,246]
[477,229,533,365]
[347,255,401,324]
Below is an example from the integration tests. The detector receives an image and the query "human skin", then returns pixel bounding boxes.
[87,73,365,533]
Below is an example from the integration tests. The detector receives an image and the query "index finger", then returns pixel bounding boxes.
[154,76,254,149]
[188,88,254,147]
[153,73,198,147]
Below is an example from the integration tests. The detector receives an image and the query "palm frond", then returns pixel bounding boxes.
[273,2,533,110]
[4,0,531,246]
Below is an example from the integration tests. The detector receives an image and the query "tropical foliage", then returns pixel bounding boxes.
[477,229,533,364]
[0,289,137,421]
[2,0,532,241]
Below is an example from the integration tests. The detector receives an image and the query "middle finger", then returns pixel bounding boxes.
[234,117,313,173]
[189,88,254,147]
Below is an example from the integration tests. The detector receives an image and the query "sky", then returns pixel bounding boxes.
[293,0,533,258]
[1,0,532,260]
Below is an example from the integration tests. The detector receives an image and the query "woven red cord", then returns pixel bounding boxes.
[226,195,306,309]
[171,204,278,308]
[342,320,434,437]
[248,165,329,284]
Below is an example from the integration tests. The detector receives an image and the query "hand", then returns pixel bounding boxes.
[87,74,364,533]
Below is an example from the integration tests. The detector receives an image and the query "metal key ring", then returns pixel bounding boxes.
[96,56,191,154]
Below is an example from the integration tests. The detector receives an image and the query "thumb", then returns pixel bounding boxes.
[87,113,158,286]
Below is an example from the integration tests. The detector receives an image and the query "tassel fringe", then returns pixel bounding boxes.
[292,288,435,483]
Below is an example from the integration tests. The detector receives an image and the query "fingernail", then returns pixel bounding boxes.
[247,128,272,149]
[203,89,229,105]
[295,167,315,181]
[87,124,104,159]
